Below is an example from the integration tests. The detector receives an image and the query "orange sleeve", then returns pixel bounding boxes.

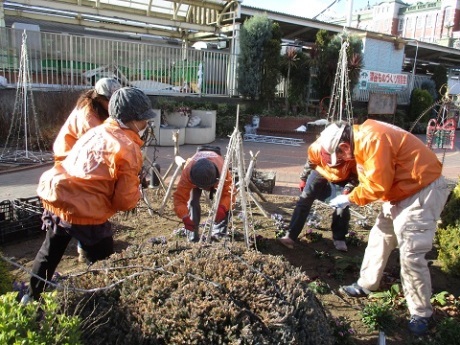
[173,153,233,219]
[173,162,195,219]
[348,131,397,205]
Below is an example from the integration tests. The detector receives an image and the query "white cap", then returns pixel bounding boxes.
[95,78,121,99]
[319,122,347,166]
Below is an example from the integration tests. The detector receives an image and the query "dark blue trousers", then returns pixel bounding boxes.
[287,170,350,241]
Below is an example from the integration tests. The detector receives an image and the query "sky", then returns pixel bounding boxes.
[241,0,418,19]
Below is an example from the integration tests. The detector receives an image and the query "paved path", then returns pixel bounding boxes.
[1,133,460,201]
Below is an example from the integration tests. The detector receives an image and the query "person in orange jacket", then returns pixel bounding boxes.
[22,87,157,303]
[324,120,451,336]
[53,77,121,262]
[278,121,358,252]
[173,148,233,242]
[53,77,121,163]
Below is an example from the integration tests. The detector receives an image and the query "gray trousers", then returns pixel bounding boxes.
[357,176,450,317]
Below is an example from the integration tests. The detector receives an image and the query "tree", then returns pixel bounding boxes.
[237,15,273,99]
[280,49,310,114]
[260,22,282,108]
[431,65,448,97]
[409,88,433,124]
[283,47,298,110]
[311,31,363,102]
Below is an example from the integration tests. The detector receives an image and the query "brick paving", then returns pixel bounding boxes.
[1,132,460,201]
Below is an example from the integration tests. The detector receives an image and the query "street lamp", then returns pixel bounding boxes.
[408,40,419,93]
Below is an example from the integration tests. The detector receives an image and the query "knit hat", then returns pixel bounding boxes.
[95,78,121,99]
[109,87,157,123]
[190,158,218,189]
[318,122,347,166]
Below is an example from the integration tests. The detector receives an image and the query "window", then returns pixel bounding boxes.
[398,18,404,31]
[416,16,424,29]
[426,14,433,28]
[406,17,413,30]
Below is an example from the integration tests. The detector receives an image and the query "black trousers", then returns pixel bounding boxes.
[28,212,114,300]
[189,188,229,238]
[287,170,350,241]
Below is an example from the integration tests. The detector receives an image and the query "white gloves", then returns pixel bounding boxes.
[329,194,351,209]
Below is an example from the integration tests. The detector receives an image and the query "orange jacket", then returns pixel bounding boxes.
[53,105,104,163]
[173,151,233,219]
[349,119,442,206]
[37,118,143,225]
[308,141,357,183]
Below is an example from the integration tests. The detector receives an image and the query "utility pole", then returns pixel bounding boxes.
[346,0,354,27]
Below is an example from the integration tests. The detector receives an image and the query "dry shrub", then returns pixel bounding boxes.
[63,243,334,345]
[0,88,81,147]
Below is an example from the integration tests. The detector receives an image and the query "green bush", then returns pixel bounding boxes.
[0,291,83,344]
[0,255,13,295]
[360,302,397,334]
[431,317,460,345]
[408,88,433,124]
[440,180,460,228]
[436,224,460,276]
[436,179,460,276]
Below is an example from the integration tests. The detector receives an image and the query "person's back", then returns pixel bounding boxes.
[53,78,121,163]
[25,87,157,303]
[350,119,442,205]
[40,118,144,225]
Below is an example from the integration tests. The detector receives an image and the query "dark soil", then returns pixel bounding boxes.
[2,188,460,345]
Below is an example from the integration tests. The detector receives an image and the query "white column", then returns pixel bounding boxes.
[346,0,354,27]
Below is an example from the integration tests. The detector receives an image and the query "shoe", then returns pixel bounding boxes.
[408,315,430,336]
[340,282,370,297]
[20,294,33,305]
[187,229,200,242]
[334,240,348,252]
[278,236,295,249]
[77,246,90,264]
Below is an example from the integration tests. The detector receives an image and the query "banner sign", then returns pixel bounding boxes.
[358,70,408,91]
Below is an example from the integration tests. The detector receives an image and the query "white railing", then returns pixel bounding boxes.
[0,27,234,96]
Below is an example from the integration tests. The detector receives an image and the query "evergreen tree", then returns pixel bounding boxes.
[237,14,273,99]
[260,22,282,107]
[312,31,363,103]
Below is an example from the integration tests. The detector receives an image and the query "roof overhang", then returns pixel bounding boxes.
[4,0,240,41]
[241,5,460,70]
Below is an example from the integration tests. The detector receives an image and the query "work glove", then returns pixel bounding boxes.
[215,205,227,223]
[329,194,351,209]
[182,216,195,231]
[299,180,306,192]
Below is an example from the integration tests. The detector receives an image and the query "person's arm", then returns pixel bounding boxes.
[300,159,316,181]
[173,171,194,219]
[111,149,142,211]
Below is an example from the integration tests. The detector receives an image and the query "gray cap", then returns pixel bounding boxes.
[95,78,121,99]
[109,87,157,123]
[190,159,218,189]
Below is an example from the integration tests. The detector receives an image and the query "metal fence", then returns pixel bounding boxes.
[0,27,236,96]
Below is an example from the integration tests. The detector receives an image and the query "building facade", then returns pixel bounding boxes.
[333,0,460,47]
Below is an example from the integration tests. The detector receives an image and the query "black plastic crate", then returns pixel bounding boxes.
[0,199,14,222]
[13,196,43,218]
[251,170,276,194]
[0,197,44,244]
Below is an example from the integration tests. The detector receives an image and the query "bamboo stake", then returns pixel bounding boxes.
[203,105,239,243]
[159,155,186,215]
